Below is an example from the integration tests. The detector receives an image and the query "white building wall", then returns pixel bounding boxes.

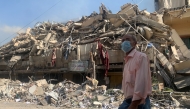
[155,0,190,11]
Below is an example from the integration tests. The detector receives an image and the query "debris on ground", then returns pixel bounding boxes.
[1,77,190,108]
[0,77,124,108]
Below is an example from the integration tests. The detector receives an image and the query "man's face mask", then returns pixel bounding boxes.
[121,41,132,53]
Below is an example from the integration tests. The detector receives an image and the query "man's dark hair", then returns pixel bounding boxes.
[131,35,137,43]
[123,34,137,43]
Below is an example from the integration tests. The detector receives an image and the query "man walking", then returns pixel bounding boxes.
[118,34,152,109]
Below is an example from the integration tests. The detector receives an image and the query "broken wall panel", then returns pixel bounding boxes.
[171,29,190,58]
[107,50,124,63]
[174,59,190,74]
[174,76,190,89]
[79,43,96,61]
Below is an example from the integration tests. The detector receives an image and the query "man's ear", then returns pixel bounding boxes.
[131,41,136,47]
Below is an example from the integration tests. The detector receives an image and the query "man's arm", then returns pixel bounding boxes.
[131,54,150,107]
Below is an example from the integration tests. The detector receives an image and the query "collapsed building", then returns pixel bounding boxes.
[0,1,190,108]
[0,2,190,92]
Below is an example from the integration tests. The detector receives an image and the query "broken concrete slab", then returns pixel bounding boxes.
[34,87,44,96]
[157,53,176,76]
[48,84,54,90]
[171,29,190,59]
[29,85,37,95]
[39,97,48,106]
[97,95,107,101]
[174,76,190,89]
[48,91,58,101]
[174,59,190,74]
[93,101,102,106]
[35,79,47,87]
[82,15,102,27]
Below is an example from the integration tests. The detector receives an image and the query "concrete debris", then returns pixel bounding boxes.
[151,91,190,108]
[93,101,102,107]
[35,79,48,87]
[34,87,44,96]
[0,3,190,90]
[29,85,37,95]
[0,71,188,105]
[0,78,125,108]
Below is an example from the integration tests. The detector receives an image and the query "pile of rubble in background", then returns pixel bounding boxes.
[0,3,190,89]
[0,77,190,109]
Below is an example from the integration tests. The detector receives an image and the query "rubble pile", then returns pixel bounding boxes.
[0,3,171,58]
[150,91,176,108]
[1,3,190,89]
[0,2,190,108]
[0,77,123,108]
[150,91,190,108]
[1,77,190,108]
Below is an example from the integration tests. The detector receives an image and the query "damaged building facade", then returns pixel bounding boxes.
[0,1,190,108]
[0,2,190,92]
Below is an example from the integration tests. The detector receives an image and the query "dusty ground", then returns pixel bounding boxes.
[0,101,59,109]
[0,101,101,109]
[1,101,188,109]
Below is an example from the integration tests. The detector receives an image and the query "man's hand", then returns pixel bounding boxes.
[128,99,141,109]
[128,104,138,109]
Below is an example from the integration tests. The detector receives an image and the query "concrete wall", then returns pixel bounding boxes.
[155,0,190,11]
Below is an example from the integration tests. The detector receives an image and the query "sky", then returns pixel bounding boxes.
[0,0,155,45]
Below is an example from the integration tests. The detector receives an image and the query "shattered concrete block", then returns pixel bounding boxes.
[150,13,164,24]
[157,53,176,76]
[34,87,44,96]
[171,29,190,58]
[48,91,58,101]
[26,27,31,35]
[136,15,169,32]
[83,84,93,91]
[79,102,85,108]
[14,39,30,48]
[29,85,37,95]
[0,79,6,86]
[97,95,107,101]
[174,76,190,89]
[77,95,84,101]
[38,97,48,106]
[36,79,47,87]
[93,101,102,106]
[179,45,190,59]
[0,85,6,92]
[10,55,22,63]
[86,76,99,88]
[142,26,153,39]
[82,15,102,27]
[50,97,58,106]
[171,29,185,46]
[48,84,54,90]
[97,85,107,91]
[171,46,180,60]
[174,59,190,74]
[110,3,136,27]
[43,33,52,43]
